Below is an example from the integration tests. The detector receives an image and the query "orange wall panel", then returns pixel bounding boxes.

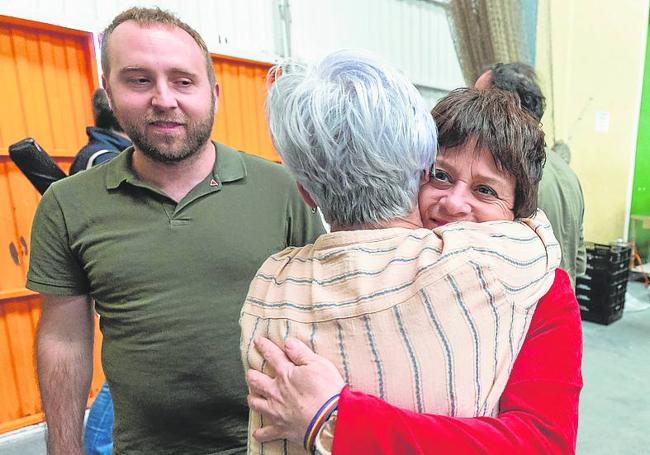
[0,17,96,156]
[0,303,23,426]
[0,30,28,154]
[2,297,41,418]
[5,162,40,279]
[211,56,279,162]
[0,163,25,292]
[0,17,101,435]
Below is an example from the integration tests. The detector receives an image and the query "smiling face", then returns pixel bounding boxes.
[418,140,516,228]
[103,21,218,163]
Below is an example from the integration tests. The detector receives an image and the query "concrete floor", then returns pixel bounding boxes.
[2,281,649,455]
[577,279,650,454]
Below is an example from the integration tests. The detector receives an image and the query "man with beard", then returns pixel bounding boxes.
[27,7,324,455]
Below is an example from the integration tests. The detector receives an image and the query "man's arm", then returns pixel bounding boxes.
[332,268,583,454]
[37,294,94,455]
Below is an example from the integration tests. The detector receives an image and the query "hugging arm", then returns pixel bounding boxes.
[331,269,582,454]
[248,269,582,454]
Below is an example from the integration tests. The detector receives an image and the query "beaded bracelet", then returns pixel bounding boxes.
[303,393,340,453]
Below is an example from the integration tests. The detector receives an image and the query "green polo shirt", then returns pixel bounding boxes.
[27,142,325,454]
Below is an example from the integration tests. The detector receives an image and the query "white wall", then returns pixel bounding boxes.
[290,0,463,92]
[0,0,463,96]
[0,0,278,62]
[536,0,649,243]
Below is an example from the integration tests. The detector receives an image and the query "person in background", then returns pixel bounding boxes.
[70,88,131,175]
[475,62,587,287]
[83,382,113,455]
[27,7,323,455]
[243,53,578,455]
[244,79,582,454]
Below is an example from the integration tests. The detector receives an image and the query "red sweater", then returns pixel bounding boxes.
[332,269,583,454]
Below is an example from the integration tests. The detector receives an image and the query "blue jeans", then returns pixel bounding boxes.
[84,383,113,455]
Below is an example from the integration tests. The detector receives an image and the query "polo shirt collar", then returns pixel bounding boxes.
[105,141,247,190]
[214,142,247,183]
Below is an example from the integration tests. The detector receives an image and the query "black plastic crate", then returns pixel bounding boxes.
[578,242,631,325]
[585,242,631,272]
[577,289,626,309]
[580,300,624,325]
[576,268,629,297]
[586,258,629,273]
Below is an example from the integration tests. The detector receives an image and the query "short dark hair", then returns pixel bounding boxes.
[431,88,546,218]
[100,6,216,87]
[92,88,122,132]
[488,62,545,122]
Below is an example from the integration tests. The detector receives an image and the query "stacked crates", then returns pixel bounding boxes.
[576,242,631,325]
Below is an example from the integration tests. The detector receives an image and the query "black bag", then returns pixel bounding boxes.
[9,138,67,195]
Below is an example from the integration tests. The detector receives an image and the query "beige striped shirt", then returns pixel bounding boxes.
[241,212,561,454]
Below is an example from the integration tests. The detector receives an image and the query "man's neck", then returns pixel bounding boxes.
[331,208,424,232]
[131,141,216,203]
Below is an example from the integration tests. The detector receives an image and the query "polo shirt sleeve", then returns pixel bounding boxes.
[284,183,326,248]
[26,186,90,296]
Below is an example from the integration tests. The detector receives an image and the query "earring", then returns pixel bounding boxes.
[311,207,317,214]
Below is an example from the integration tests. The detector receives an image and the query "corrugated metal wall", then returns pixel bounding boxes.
[0,0,279,63]
[0,0,463,91]
[290,0,464,91]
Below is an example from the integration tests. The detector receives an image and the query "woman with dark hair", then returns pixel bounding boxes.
[245,85,581,454]
[419,87,546,226]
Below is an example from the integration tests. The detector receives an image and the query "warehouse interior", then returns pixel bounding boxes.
[0,0,649,453]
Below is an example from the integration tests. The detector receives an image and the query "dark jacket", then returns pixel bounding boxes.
[70,127,131,175]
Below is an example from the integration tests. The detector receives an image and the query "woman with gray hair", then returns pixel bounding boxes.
[240,51,560,455]
[266,52,436,229]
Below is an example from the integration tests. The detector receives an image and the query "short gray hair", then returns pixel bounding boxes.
[267,50,437,227]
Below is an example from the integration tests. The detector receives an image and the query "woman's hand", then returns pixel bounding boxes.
[246,337,345,446]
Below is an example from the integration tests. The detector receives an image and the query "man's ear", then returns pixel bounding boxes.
[297,183,317,208]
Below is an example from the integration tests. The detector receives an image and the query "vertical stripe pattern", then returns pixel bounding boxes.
[241,215,560,454]
[447,275,482,415]
[335,321,350,383]
[421,289,457,416]
[393,306,424,413]
[470,261,499,415]
[363,315,385,399]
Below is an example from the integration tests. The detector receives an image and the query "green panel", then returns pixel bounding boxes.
[630,17,650,260]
